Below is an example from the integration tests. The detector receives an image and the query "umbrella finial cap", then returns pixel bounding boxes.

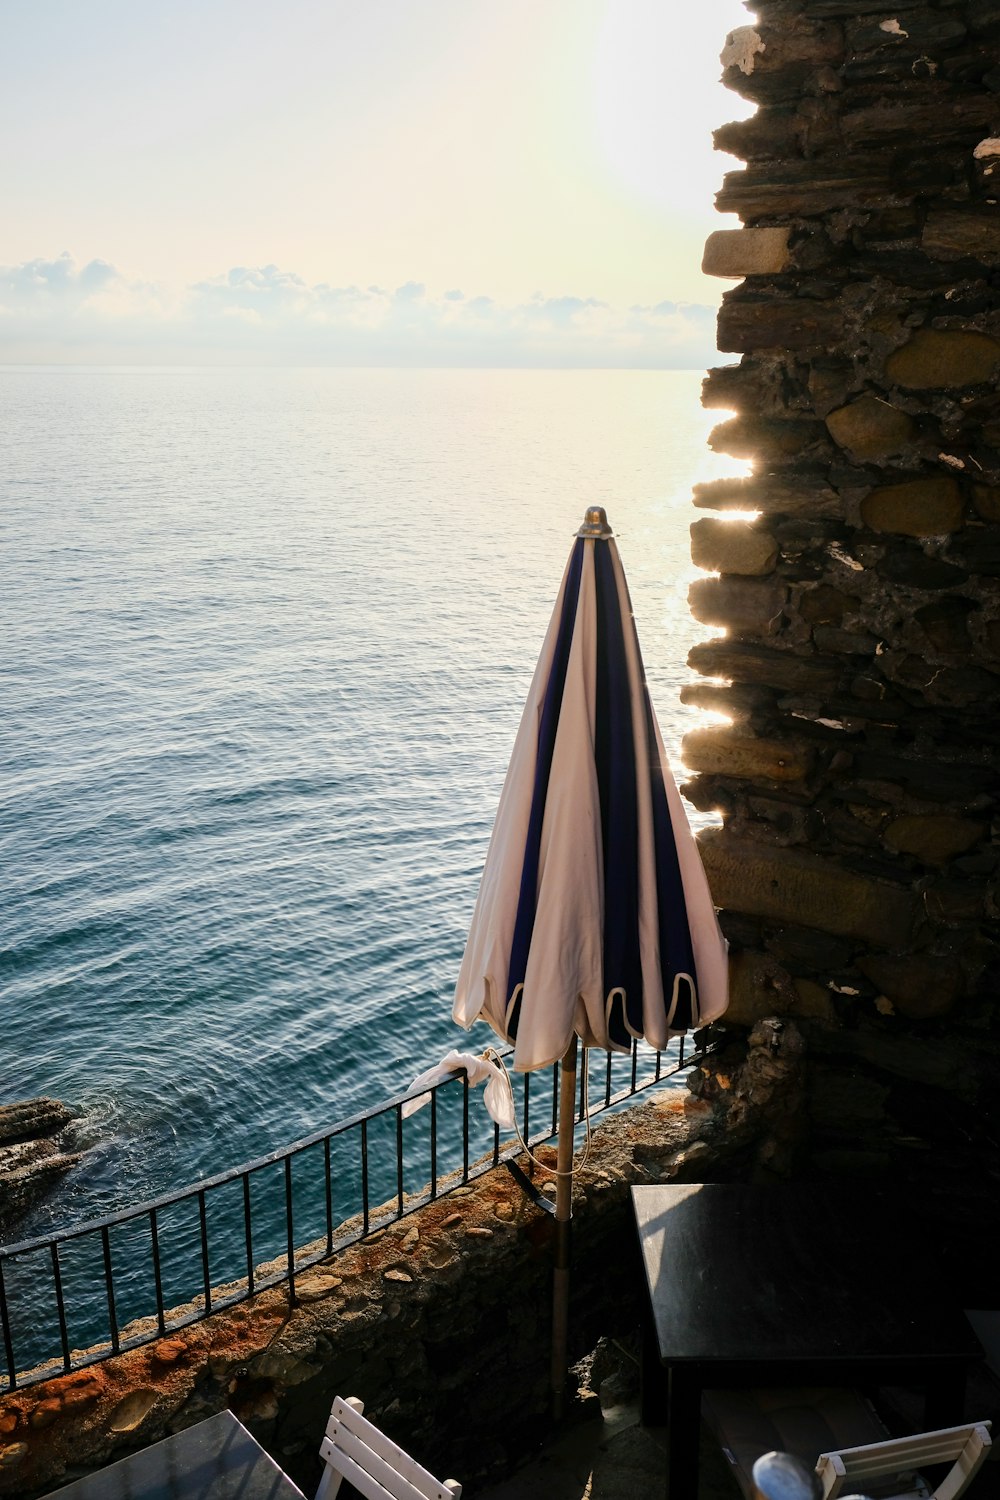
[577,506,613,539]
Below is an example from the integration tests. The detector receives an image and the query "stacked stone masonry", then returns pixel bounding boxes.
[687,0,1000,1172]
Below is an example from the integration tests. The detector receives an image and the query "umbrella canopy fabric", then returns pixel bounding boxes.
[454,508,728,1070]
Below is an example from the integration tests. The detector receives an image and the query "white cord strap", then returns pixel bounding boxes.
[482,1045,593,1180]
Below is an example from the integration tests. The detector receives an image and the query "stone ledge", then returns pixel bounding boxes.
[688,576,788,634]
[697,829,916,947]
[688,640,842,695]
[717,298,846,353]
[921,210,1000,261]
[702,227,792,278]
[682,728,814,783]
[690,518,779,576]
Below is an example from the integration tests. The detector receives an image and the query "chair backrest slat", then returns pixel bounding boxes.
[317,1395,462,1500]
[816,1421,991,1500]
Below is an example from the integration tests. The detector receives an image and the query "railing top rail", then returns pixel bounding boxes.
[0,1040,704,1263]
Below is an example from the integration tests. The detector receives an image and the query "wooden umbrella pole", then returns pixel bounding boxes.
[550,1033,578,1419]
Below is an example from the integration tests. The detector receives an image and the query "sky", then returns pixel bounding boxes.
[0,0,753,366]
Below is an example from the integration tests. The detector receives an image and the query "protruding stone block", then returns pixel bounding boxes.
[682,727,813,782]
[688,576,787,633]
[857,953,965,1019]
[792,978,836,1023]
[693,474,844,520]
[885,329,1000,389]
[922,210,1000,260]
[914,597,975,653]
[860,476,964,536]
[924,881,987,926]
[691,518,779,575]
[717,298,844,353]
[709,415,821,459]
[884,815,985,864]
[679,680,770,722]
[798,583,861,625]
[724,950,797,1027]
[812,625,878,655]
[702,227,791,278]
[825,395,916,459]
[697,829,915,946]
[688,640,841,694]
[972,484,1000,521]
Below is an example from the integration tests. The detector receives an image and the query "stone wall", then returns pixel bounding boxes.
[687,0,1000,1177]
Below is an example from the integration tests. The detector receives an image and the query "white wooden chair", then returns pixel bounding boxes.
[815,1420,992,1500]
[316,1396,462,1500]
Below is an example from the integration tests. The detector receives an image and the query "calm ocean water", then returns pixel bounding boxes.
[1,366,737,1246]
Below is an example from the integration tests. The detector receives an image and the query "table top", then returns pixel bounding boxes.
[44,1409,307,1500]
[632,1182,984,1370]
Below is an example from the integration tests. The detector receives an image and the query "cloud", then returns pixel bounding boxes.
[1,252,118,305]
[0,254,720,367]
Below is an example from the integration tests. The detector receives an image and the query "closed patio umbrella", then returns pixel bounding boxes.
[453,505,728,1412]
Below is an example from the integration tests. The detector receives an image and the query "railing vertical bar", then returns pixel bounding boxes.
[604,1052,613,1107]
[430,1088,438,1200]
[492,1115,500,1168]
[197,1191,212,1316]
[396,1105,405,1218]
[551,1062,559,1136]
[578,1050,587,1122]
[523,1070,531,1147]
[655,1046,662,1083]
[0,1259,17,1391]
[462,1080,469,1184]
[100,1226,119,1354]
[284,1156,296,1303]
[149,1210,166,1336]
[242,1175,255,1296]
[50,1244,71,1372]
[324,1140,334,1257]
[631,1038,638,1092]
[680,1035,687,1068]
[361,1120,370,1236]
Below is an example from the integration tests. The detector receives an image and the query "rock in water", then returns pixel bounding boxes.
[0,1098,81,1234]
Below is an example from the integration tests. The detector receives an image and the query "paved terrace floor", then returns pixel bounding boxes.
[478,1399,738,1500]
[478,1369,1000,1499]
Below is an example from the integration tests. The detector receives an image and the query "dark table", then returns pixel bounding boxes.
[43,1409,306,1499]
[632,1183,985,1498]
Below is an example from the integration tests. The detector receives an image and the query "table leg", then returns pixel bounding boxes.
[923,1369,966,1431]
[665,1366,700,1500]
[640,1318,667,1426]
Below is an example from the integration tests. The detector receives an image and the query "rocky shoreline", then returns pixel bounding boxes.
[0,1099,80,1236]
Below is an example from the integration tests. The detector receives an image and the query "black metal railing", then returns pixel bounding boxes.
[0,1036,706,1391]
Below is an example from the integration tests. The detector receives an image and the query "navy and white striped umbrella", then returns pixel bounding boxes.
[452,505,727,1414]
[454,506,728,1071]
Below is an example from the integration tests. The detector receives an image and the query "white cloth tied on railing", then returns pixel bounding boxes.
[402,1050,515,1130]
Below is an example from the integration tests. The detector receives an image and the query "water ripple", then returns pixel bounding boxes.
[0,367,743,1239]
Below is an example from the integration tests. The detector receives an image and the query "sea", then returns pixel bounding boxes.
[0,366,739,1253]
